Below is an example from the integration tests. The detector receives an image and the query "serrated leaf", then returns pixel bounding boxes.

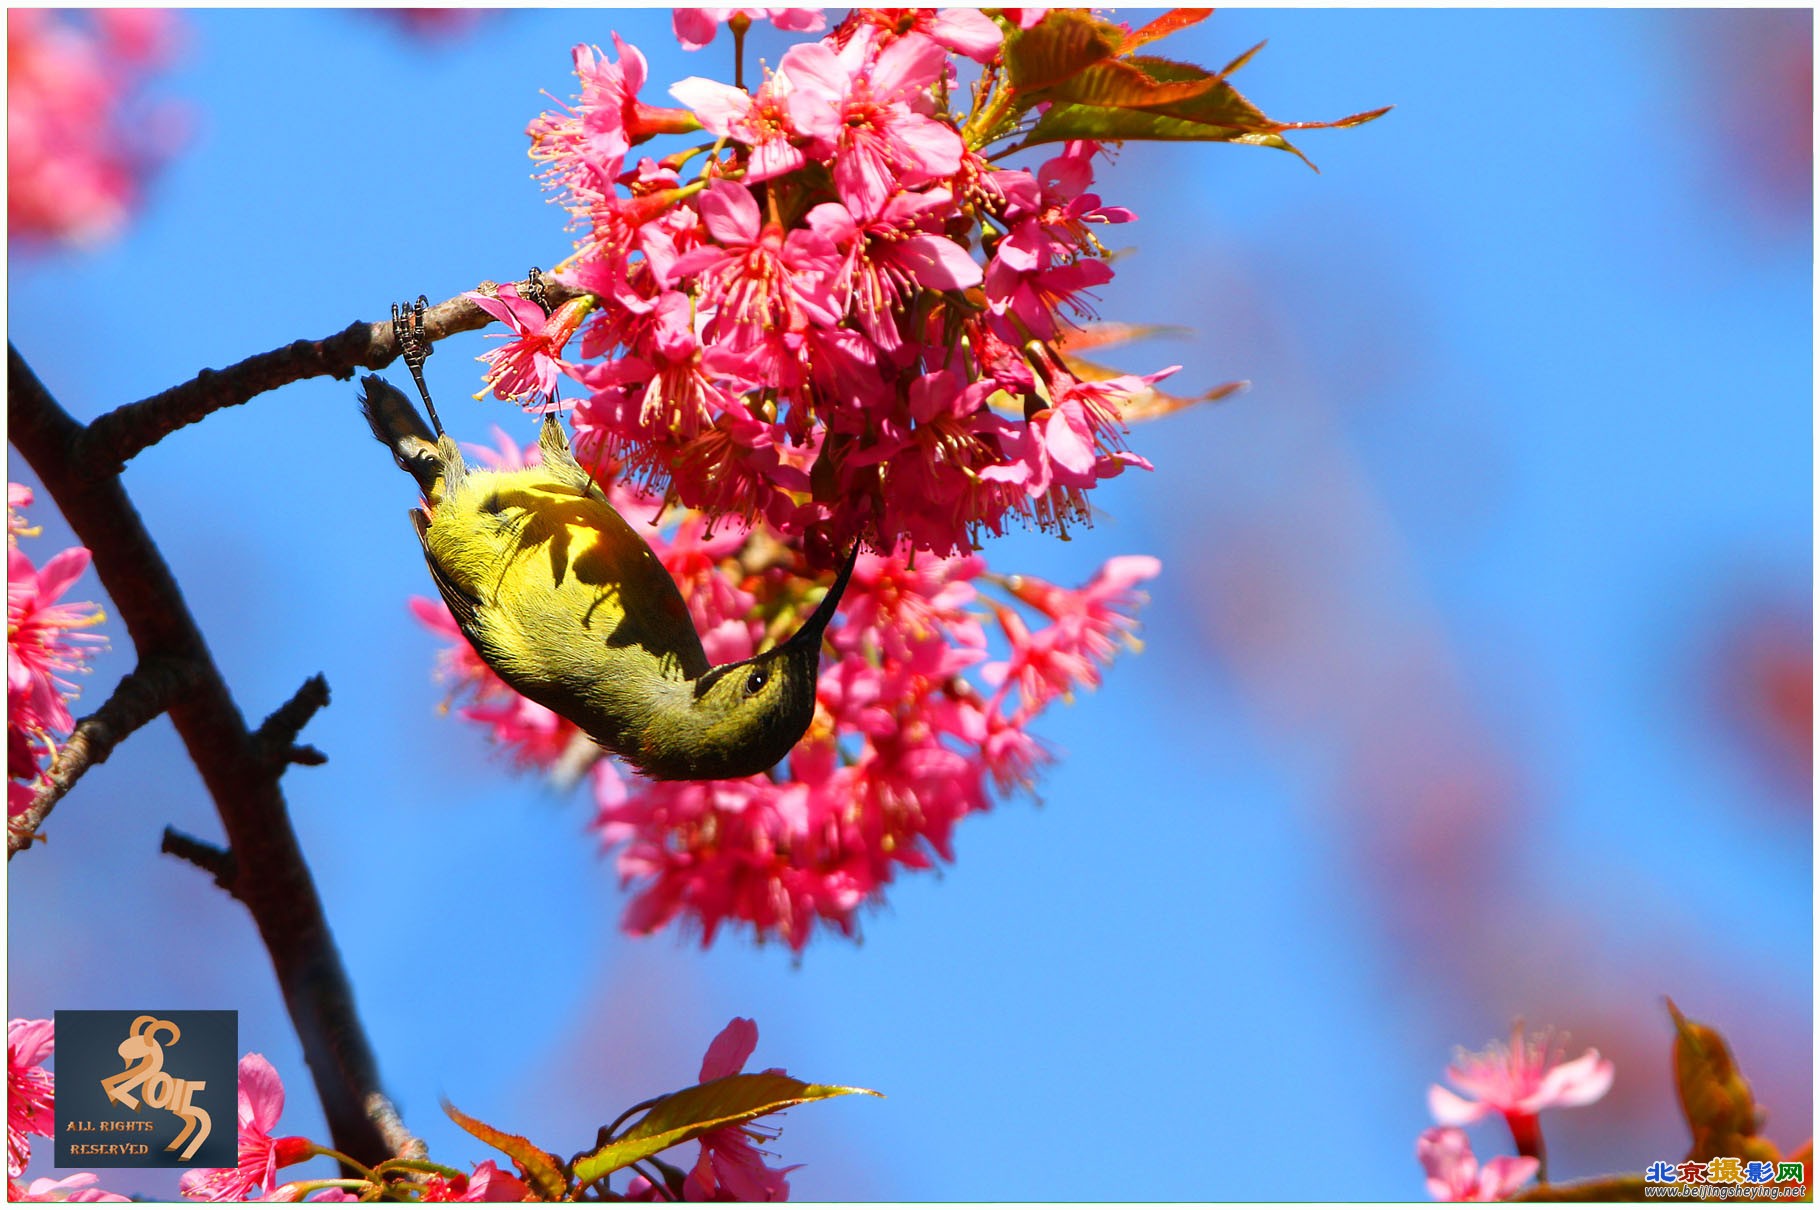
[442,1100,570,1202]
[1217,39,1267,80]
[572,1073,880,1186]
[1046,58,1223,112]
[1667,999,1780,1164]
[1002,10,1124,94]
[1017,43,1388,166]
[1026,102,1262,148]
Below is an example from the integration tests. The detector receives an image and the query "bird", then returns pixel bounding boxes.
[360,295,856,781]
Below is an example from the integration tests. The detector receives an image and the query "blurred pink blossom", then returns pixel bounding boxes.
[8,9,185,248]
[7,1019,55,1178]
[673,8,826,51]
[10,1172,131,1203]
[1429,1025,1614,1128]
[1417,1127,1538,1202]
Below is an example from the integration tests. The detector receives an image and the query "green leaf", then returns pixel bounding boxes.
[572,1073,881,1186]
[1667,1000,1780,1164]
[1000,28,1389,166]
[442,1100,570,1202]
[1043,58,1224,112]
[1022,51,1389,165]
[1001,9,1124,94]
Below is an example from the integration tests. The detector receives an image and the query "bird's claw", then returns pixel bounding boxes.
[392,295,432,376]
[391,294,444,437]
[522,267,550,317]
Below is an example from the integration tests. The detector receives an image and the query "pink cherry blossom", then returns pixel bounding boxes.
[8,1019,55,1179]
[13,1172,131,1203]
[841,8,1005,64]
[670,71,808,183]
[667,179,842,388]
[179,1053,314,1202]
[527,36,697,196]
[780,27,964,218]
[982,217,1117,342]
[8,493,106,816]
[8,546,106,742]
[1417,1127,1539,1202]
[683,1018,797,1200]
[673,8,826,52]
[804,190,980,351]
[1429,1025,1615,1128]
[572,290,738,446]
[464,284,593,406]
[419,1160,531,1202]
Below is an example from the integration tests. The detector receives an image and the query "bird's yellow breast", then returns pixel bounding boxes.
[423,466,709,697]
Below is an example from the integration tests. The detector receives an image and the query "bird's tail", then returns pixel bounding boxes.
[359,374,463,502]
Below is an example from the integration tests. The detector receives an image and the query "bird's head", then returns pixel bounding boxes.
[632,547,860,781]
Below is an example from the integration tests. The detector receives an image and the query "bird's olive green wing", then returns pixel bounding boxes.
[410,509,484,635]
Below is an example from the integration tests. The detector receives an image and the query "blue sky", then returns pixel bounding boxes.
[8,8,1810,1200]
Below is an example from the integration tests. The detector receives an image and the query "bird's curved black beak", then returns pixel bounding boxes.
[787,544,861,650]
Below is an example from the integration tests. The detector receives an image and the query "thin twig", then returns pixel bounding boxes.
[252,673,332,771]
[8,654,203,858]
[75,273,584,474]
[161,826,237,889]
[8,344,420,1165]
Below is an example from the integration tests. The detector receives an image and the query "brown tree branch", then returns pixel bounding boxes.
[8,654,203,858]
[75,273,584,474]
[8,343,421,1165]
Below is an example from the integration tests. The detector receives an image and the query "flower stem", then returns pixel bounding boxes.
[1507,1112,1548,1184]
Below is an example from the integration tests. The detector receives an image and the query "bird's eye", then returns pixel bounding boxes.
[745,669,769,695]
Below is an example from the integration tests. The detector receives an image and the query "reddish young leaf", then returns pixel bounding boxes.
[442,1100,570,1201]
[1217,39,1268,80]
[1119,8,1213,55]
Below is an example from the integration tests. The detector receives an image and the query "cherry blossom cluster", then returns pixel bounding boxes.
[504,6,1168,559]
[8,485,107,821]
[1417,1025,1614,1201]
[416,433,1157,947]
[7,9,185,249]
[424,8,1178,949]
